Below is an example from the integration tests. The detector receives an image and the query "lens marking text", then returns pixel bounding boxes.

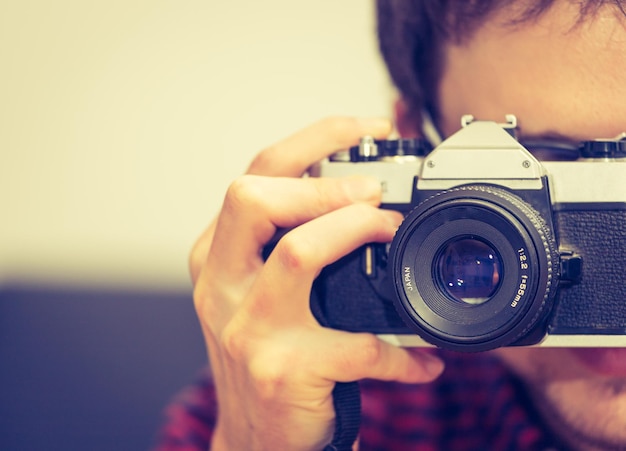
[518,248,529,270]
[511,274,528,308]
[404,266,414,291]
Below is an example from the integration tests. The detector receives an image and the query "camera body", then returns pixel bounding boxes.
[307,116,626,352]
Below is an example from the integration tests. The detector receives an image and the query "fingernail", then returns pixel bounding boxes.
[381,209,404,229]
[422,353,445,377]
[356,117,392,136]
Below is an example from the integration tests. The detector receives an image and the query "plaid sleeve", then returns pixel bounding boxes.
[154,367,216,451]
[154,353,559,450]
[358,351,559,450]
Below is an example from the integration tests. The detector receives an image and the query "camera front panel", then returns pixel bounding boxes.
[549,205,626,334]
[310,247,412,334]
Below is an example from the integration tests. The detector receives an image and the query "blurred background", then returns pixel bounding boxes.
[0,1,392,449]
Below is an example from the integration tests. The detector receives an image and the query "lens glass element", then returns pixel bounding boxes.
[436,237,502,305]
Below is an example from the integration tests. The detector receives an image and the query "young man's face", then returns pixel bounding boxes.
[435,1,626,448]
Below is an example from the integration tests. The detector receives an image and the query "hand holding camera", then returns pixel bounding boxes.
[189,117,444,450]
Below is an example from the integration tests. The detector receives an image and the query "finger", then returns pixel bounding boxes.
[242,203,403,322]
[208,175,386,279]
[247,116,392,177]
[191,117,391,283]
[189,218,218,284]
[318,332,445,384]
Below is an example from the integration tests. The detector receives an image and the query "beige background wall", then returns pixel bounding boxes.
[0,0,393,290]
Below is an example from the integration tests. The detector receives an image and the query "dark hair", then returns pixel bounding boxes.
[376,0,625,132]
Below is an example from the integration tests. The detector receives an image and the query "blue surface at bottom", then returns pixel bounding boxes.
[0,285,206,451]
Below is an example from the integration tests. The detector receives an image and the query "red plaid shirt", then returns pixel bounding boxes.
[155,351,562,450]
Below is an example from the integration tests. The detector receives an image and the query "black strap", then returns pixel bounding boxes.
[323,381,361,451]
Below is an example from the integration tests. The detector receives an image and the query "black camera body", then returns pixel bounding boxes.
[307,116,626,352]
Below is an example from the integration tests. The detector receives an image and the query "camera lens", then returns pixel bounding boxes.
[435,238,502,306]
[389,185,558,352]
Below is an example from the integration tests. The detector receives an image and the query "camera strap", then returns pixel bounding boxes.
[323,381,361,451]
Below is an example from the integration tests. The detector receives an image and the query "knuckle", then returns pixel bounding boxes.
[272,232,317,273]
[193,283,227,340]
[248,146,278,174]
[221,326,290,401]
[224,175,266,212]
[248,357,287,401]
[220,323,249,362]
[192,282,216,318]
[356,334,384,366]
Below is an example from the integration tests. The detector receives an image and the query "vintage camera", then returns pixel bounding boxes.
[305,115,626,352]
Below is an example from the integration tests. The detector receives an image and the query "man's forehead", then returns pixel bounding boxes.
[438,1,626,140]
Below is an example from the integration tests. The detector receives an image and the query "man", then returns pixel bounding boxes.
[159,0,626,449]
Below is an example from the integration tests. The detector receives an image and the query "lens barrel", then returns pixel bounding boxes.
[390,185,558,351]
